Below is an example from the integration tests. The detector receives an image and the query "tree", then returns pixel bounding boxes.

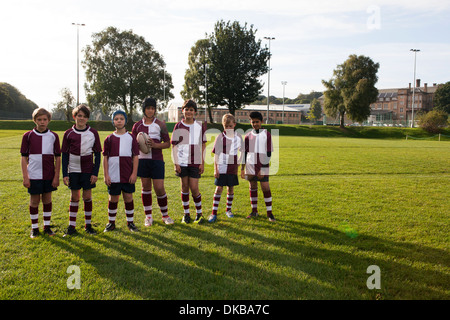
[307,98,322,124]
[82,26,173,121]
[322,54,379,127]
[180,39,213,122]
[434,81,450,113]
[418,110,449,134]
[53,88,76,121]
[199,20,269,116]
[0,82,37,118]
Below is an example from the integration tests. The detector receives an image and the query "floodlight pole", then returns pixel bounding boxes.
[281,81,287,123]
[264,37,275,124]
[410,49,420,128]
[72,23,85,106]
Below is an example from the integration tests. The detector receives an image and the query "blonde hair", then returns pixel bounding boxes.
[222,113,236,126]
[32,108,52,121]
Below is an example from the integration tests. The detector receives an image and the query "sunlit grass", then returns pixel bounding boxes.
[0,130,449,300]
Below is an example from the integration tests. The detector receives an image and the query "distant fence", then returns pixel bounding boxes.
[0,111,31,120]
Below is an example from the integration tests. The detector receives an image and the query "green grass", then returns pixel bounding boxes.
[0,129,449,300]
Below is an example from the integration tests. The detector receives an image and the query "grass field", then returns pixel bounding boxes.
[0,129,449,300]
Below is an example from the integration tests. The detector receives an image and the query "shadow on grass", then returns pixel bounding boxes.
[44,217,449,300]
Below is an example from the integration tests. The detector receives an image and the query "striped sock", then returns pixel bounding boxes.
[250,188,258,213]
[84,199,93,226]
[157,193,169,217]
[30,206,39,230]
[211,192,221,216]
[69,201,79,227]
[108,201,118,224]
[125,201,134,223]
[226,193,234,212]
[142,190,152,219]
[43,202,52,227]
[181,192,190,216]
[263,190,273,216]
[193,193,202,216]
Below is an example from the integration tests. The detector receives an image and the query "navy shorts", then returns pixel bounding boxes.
[68,173,96,190]
[108,183,135,196]
[215,174,239,187]
[176,166,201,179]
[28,180,57,195]
[137,159,165,180]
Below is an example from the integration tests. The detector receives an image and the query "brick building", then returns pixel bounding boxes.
[167,103,310,124]
[318,79,441,126]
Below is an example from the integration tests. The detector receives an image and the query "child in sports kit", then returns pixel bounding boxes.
[208,114,243,223]
[62,105,102,236]
[171,99,207,224]
[103,110,139,232]
[131,97,174,227]
[241,111,276,222]
[21,108,61,238]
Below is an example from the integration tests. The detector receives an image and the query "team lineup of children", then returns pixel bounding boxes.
[20,98,275,238]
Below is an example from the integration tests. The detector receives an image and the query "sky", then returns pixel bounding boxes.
[1,0,450,111]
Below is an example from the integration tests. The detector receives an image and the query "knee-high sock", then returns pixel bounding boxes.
[142,190,152,218]
[211,193,221,216]
[43,202,52,227]
[108,201,118,224]
[157,193,169,217]
[69,201,79,227]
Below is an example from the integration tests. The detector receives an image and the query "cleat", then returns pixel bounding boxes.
[162,216,174,225]
[30,229,40,238]
[103,223,116,232]
[226,210,234,218]
[84,224,97,235]
[63,225,77,237]
[267,213,276,222]
[194,214,204,224]
[144,216,153,227]
[127,222,138,232]
[43,226,55,236]
[246,212,259,219]
[208,214,217,223]
[181,214,191,224]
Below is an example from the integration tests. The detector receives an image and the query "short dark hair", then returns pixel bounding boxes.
[72,104,91,118]
[182,99,197,112]
[249,111,263,122]
[142,97,157,113]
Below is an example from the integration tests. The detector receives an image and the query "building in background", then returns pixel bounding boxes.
[167,103,310,124]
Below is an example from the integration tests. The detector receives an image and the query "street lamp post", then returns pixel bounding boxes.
[72,23,85,106]
[281,81,287,124]
[264,37,275,124]
[410,49,420,128]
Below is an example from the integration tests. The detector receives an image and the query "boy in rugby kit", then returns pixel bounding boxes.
[131,97,174,227]
[21,108,61,238]
[103,110,139,232]
[62,105,102,236]
[241,111,276,222]
[171,99,207,224]
[208,114,243,223]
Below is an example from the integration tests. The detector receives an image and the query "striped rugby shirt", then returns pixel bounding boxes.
[20,129,61,180]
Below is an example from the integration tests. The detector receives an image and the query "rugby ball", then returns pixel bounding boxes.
[137,132,151,154]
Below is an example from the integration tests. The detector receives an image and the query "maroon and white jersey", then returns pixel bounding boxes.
[61,125,102,174]
[212,132,243,175]
[131,118,170,161]
[103,132,139,183]
[171,119,207,168]
[244,129,273,176]
[20,129,61,180]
